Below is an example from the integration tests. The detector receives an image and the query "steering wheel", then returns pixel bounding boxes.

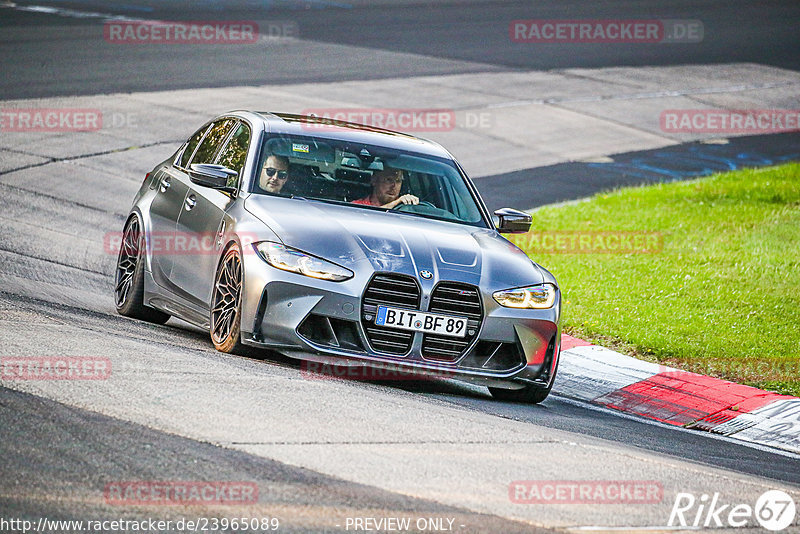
[392,200,437,210]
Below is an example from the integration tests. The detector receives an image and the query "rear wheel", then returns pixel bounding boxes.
[114,215,171,324]
[210,243,246,354]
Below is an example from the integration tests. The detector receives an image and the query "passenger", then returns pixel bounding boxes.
[259,155,290,193]
[353,167,419,208]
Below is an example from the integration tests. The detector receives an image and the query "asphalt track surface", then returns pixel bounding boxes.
[2,0,800,99]
[0,386,554,533]
[2,1,800,532]
[478,131,800,211]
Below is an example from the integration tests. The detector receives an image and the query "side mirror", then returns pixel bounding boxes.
[189,163,238,193]
[494,207,532,234]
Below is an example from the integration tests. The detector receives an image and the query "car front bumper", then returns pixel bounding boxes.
[240,257,560,390]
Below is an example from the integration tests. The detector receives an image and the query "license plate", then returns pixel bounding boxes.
[375,306,467,338]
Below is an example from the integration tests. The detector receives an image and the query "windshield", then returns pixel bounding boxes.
[252,133,488,228]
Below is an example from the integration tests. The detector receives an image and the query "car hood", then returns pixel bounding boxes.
[244,195,545,289]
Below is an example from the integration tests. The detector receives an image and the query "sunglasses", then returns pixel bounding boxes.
[264,167,288,180]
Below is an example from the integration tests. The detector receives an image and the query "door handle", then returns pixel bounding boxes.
[216,220,226,250]
[159,176,171,192]
[184,194,196,210]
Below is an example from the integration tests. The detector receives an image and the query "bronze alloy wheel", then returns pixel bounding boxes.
[114,215,170,324]
[114,216,141,308]
[210,244,245,353]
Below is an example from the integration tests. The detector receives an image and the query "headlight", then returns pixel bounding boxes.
[255,242,353,282]
[493,284,556,309]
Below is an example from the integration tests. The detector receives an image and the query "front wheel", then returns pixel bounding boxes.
[114,215,170,324]
[210,243,246,354]
[489,362,557,404]
[489,382,552,404]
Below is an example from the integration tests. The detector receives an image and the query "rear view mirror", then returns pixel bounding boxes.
[189,164,238,193]
[494,207,532,233]
[266,138,336,163]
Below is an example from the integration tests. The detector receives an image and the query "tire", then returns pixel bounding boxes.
[489,362,557,404]
[489,382,552,404]
[114,215,171,324]
[210,243,247,355]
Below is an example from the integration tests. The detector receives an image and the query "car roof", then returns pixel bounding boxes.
[230,111,454,159]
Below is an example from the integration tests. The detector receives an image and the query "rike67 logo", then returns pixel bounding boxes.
[669,490,796,531]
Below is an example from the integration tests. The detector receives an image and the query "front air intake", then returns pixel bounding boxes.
[361,273,421,355]
[421,282,482,362]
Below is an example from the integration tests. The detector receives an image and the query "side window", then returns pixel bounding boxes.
[216,122,251,188]
[178,124,210,168]
[190,119,236,166]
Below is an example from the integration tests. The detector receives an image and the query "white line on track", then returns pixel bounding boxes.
[2,2,141,21]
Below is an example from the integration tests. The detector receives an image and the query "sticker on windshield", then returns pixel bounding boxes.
[292,143,309,153]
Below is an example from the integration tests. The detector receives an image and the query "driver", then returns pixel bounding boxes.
[352,167,419,209]
[259,154,291,193]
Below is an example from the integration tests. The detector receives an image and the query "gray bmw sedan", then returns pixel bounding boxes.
[115,112,561,403]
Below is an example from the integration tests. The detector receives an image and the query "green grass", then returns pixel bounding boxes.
[508,162,800,397]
